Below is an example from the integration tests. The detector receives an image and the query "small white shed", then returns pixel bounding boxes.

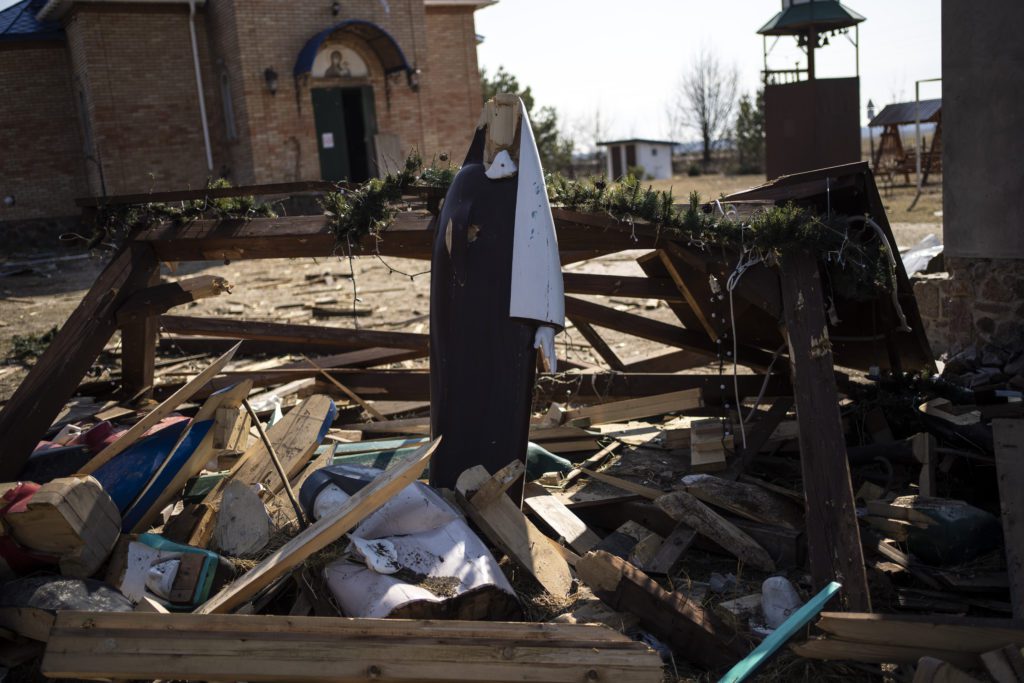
[597,139,676,180]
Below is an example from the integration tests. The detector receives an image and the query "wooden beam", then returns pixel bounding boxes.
[159,314,429,352]
[992,419,1024,619]
[657,249,722,341]
[119,268,161,399]
[562,272,684,302]
[117,275,230,324]
[569,319,626,371]
[813,612,1024,655]
[523,483,601,555]
[566,388,702,424]
[564,295,775,370]
[779,248,870,612]
[0,244,160,480]
[623,349,710,373]
[197,438,439,614]
[75,180,340,207]
[576,550,746,669]
[43,611,663,683]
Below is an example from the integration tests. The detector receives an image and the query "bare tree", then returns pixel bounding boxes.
[669,47,739,169]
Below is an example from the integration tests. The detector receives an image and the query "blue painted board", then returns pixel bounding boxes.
[92,422,190,513]
[717,581,842,683]
[121,420,213,532]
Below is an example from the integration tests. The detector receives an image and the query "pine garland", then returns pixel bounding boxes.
[90,178,278,249]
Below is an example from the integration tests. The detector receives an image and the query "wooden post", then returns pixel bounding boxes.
[779,248,871,612]
[0,243,160,480]
[120,269,160,400]
[992,419,1024,619]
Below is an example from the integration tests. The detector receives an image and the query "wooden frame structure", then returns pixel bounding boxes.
[0,162,932,609]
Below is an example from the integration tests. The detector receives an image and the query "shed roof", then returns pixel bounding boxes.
[757,1,865,36]
[0,0,62,42]
[597,138,677,147]
[869,99,942,127]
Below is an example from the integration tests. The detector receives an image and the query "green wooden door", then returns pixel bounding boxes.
[312,88,350,181]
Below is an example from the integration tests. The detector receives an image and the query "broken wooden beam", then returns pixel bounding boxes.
[43,611,664,682]
[576,550,747,670]
[116,275,231,324]
[779,248,870,612]
[656,491,775,571]
[0,243,160,480]
[159,315,429,353]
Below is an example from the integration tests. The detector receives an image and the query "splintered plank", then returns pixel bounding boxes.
[576,550,746,670]
[779,248,870,612]
[656,491,775,571]
[813,612,1024,655]
[523,483,601,555]
[79,342,241,475]
[0,244,160,480]
[992,419,1024,619]
[456,464,573,597]
[197,438,439,614]
[42,611,663,683]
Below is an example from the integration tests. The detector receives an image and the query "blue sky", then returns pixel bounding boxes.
[476,0,941,146]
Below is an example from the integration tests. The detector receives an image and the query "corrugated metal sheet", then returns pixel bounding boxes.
[869,99,942,127]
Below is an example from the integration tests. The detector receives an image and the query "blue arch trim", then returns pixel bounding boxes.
[294,19,412,78]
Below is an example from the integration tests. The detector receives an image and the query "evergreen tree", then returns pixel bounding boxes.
[734,89,765,174]
[480,67,574,174]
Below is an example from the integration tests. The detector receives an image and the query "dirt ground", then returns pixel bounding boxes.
[0,172,943,404]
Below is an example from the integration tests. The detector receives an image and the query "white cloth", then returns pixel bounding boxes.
[508,101,564,330]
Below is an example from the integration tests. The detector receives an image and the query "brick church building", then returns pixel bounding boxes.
[0,0,491,225]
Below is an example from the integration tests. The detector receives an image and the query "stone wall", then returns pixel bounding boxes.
[913,257,1024,358]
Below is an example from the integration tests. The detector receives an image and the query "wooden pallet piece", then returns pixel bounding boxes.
[79,342,241,476]
[42,611,663,683]
[655,490,775,571]
[576,550,746,670]
[0,243,160,480]
[196,437,438,614]
[523,483,601,555]
[779,248,870,612]
[456,464,573,597]
[992,419,1024,619]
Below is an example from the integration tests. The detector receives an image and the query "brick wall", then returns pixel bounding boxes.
[65,4,227,195]
[0,42,87,221]
[424,5,483,161]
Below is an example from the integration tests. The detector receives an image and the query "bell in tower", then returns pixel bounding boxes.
[759,0,865,178]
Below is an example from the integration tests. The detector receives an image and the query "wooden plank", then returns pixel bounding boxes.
[578,468,665,500]
[197,438,439,614]
[680,474,804,530]
[655,491,775,571]
[302,355,386,421]
[657,249,721,341]
[779,248,870,612]
[43,611,663,683]
[740,397,794,466]
[567,388,702,425]
[159,314,428,352]
[523,483,601,554]
[0,243,160,480]
[791,639,980,669]
[560,441,620,488]
[992,419,1024,619]
[815,612,1024,654]
[127,380,253,534]
[622,349,710,373]
[79,342,241,475]
[76,180,339,207]
[561,272,684,303]
[643,522,696,575]
[569,318,626,371]
[456,465,573,596]
[576,550,746,669]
